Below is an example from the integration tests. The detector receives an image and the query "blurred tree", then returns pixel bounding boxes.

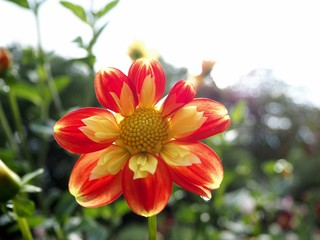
[220,69,320,184]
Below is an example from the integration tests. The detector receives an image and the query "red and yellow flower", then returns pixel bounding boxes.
[54,58,231,217]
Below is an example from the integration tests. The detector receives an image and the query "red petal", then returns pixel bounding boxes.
[69,150,123,207]
[164,141,223,199]
[122,155,172,217]
[54,107,117,154]
[176,98,231,141]
[161,80,196,118]
[95,68,137,115]
[128,58,165,106]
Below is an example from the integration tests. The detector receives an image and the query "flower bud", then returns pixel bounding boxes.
[0,47,12,77]
[0,160,21,202]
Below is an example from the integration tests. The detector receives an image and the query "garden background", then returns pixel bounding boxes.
[1,0,320,239]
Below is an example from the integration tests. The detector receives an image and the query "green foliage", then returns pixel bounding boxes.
[60,1,88,24]
[94,0,119,19]
[21,168,44,193]
[13,197,35,218]
[4,0,29,9]
[11,82,43,106]
[60,0,119,27]
[87,22,108,52]
[230,99,246,124]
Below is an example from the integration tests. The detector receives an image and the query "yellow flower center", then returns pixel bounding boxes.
[117,108,169,154]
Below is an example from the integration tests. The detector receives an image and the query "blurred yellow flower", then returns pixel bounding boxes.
[128,40,159,61]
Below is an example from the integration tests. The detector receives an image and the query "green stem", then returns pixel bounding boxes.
[33,0,43,58]
[13,200,34,240]
[8,90,33,163]
[53,222,65,240]
[45,62,63,115]
[148,215,157,240]
[0,101,20,157]
[16,217,33,240]
[33,2,63,116]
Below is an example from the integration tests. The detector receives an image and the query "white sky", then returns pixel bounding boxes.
[1,0,320,106]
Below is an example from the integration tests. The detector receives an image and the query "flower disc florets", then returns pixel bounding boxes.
[118,108,169,154]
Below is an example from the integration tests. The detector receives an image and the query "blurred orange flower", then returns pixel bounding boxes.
[0,47,12,77]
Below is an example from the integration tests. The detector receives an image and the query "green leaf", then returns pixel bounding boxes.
[21,168,44,185]
[13,197,35,217]
[53,76,71,92]
[214,170,236,208]
[29,119,55,138]
[54,192,77,221]
[69,55,96,67]
[21,184,42,193]
[72,36,85,48]
[26,215,45,227]
[36,64,47,82]
[4,0,29,9]
[88,23,109,51]
[114,199,130,217]
[230,99,247,124]
[94,0,119,19]
[73,218,109,240]
[60,1,88,24]
[11,82,42,106]
[42,76,71,103]
[262,160,277,175]
[0,148,15,162]
[84,206,112,218]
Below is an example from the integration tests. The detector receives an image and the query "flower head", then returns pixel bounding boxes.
[0,47,12,77]
[54,58,231,217]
